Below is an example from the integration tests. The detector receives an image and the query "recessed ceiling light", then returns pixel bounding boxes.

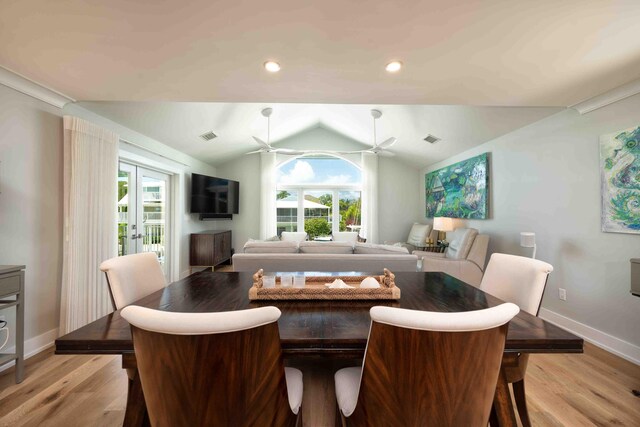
[264,61,281,73]
[385,61,403,73]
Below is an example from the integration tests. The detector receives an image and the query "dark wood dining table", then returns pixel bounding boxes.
[55,270,583,427]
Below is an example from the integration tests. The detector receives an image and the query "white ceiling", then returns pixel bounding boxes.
[79,101,562,167]
[1,0,640,106]
[2,1,636,167]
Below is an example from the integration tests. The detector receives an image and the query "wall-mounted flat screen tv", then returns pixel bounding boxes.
[190,173,239,215]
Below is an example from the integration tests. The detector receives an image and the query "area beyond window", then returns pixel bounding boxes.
[276,156,363,239]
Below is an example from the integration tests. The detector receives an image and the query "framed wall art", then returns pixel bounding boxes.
[425,152,489,219]
[600,125,640,234]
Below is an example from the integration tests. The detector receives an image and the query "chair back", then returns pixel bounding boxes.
[480,253,553,315]
[100,252,166,310]
[121,306,298,427]
[348,303,519,426]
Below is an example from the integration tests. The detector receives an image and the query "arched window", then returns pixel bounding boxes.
[275,155,363,239]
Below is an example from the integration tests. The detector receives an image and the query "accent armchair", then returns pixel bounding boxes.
[415,228,489,287]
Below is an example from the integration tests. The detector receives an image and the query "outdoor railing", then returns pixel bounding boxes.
[118,223,165,263]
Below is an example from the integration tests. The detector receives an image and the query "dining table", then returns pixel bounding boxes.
[55,270,583,427]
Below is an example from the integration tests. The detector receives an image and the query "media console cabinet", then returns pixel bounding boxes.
[189,230,232,274]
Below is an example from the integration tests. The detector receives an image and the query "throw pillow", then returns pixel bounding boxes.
[406,223,431,246]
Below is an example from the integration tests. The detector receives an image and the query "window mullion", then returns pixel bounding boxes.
[332,190,339,234]
[297,189,304,233]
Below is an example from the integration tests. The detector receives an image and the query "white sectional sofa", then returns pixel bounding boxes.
[233,240,419,272]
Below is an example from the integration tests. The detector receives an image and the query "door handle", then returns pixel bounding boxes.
[131,233,145,239]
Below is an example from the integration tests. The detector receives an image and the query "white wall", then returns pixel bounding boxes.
[420,94,640,356]
[378,156,421,243]
[216,126,422,250]
[214,154,261,251]
[0,84,64,352]
[0,82,222,364]
[63,104,217,280]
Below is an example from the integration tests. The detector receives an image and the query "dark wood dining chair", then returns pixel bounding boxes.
[121,305,303,427]
[334,303,520,427]
[479,253,553,427]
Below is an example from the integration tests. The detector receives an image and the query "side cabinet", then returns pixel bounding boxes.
[0,265,25,383]
[190,231,232,273]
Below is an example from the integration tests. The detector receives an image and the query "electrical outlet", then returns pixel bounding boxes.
[558,288,567,301]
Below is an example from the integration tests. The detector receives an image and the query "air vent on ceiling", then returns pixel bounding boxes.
[200,131,218,141]
[423,134,440,144]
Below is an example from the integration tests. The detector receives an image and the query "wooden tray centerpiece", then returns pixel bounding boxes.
[248,269,400,301]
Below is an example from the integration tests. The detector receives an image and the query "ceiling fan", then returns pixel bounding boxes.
[246,108,307,155]
[339,109,397,157]
[247,108,397,156]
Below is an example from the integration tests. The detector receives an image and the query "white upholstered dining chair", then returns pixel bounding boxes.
[121,305,303,427]
[334,303,520,426]
[479,253,553,427]
[100,252,167,310]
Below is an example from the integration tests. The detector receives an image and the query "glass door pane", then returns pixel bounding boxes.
[117,162,171,279]
[138,168,169,275]
[117,163,136,256]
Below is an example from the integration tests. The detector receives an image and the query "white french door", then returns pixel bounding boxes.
[118,162,171,279]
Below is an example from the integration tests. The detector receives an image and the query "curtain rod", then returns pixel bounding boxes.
[119,138,191,167]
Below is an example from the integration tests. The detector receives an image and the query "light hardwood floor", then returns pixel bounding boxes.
[0,342,638,426]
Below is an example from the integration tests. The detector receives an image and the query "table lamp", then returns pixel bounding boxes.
[433,217,453,243]
[520,232,536,259]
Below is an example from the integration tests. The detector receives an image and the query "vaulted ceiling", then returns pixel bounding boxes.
[2,1,638,166]
[78,102,561,167]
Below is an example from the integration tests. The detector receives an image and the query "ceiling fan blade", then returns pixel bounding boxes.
[273,148,307,155]
[378,150,395,157]
[376,137,397,150]
[334,150,365,155]
[245,149,264,155]
[252,136,271,150]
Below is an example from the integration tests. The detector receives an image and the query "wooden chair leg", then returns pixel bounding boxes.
[489,404,499,426]
[335,400,345,427]
[123,370,149,427]
[512,379,532,427]
[492,367,518,427]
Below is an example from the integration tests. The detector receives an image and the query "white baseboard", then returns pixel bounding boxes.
[539,308,640,365]
[0,327,59,373]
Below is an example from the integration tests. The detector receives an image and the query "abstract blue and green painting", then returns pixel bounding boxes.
[425,153,489,219]
[600,125,640,234]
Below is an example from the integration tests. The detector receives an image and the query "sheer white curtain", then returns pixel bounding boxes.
[59,116,119,334]
[260,152,277,239]
[361,152,379,243]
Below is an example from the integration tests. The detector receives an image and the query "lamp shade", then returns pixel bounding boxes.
[520,232,536,248]
[433,217,454,232]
